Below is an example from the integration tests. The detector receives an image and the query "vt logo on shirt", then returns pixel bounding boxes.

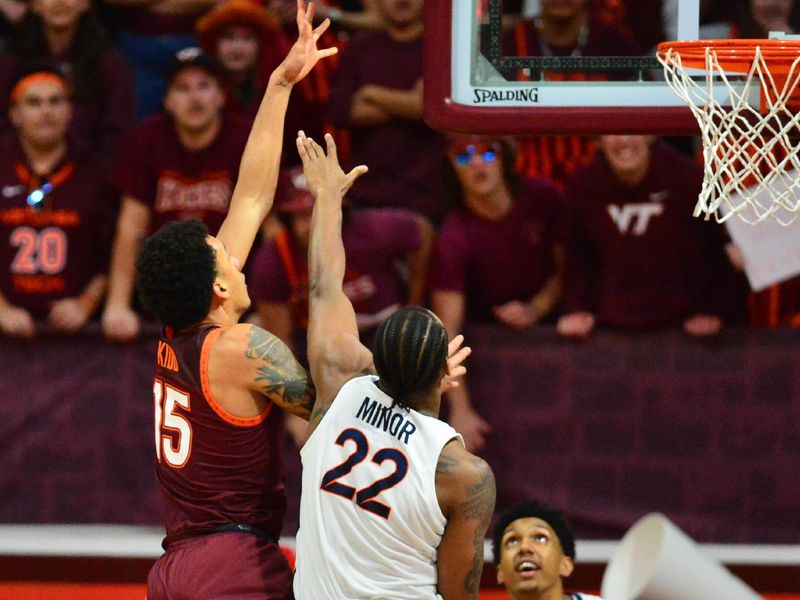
[607,202,664,235]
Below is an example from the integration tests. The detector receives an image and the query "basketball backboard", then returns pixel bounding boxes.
[424,0,747,135]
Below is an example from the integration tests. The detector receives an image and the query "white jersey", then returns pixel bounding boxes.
[294,375,461,600]
[570,594,604,600]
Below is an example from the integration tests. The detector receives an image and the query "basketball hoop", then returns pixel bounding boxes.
[657,38,800,225]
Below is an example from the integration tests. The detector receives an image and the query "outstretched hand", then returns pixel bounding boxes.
[296,131,368,200]
[439,334,471,395]
[280,0,338,84]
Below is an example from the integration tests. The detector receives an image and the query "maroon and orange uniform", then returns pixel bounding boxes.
[0,135,114,318]
[148,325,292,599]
[113,113,251,235]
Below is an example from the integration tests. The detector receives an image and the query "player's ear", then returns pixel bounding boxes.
[212,279,230,300]
[559,555,574,578]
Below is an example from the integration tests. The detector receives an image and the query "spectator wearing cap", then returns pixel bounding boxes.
[493,499,603,600]
[197,0,323,165]
[0,0,134,162]
[0,67,115,337]
[102,0,214,119]
[430,135,565,452]
[102,48,252,343]
[327,0,451,223]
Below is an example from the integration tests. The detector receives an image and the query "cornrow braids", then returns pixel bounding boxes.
[373,306,449,411]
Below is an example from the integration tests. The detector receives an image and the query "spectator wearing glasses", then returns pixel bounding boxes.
[102,48,252,343]
[430,135,565,451]
[0,67,115,337]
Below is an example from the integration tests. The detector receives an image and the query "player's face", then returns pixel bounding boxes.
[31,0,89,30]
[449,141,505,201]
[375,0,423,28]
[751,0,793,34]
[10,81,72,148]
[599,135,653,182]
[496,517,573,596]
[164,68,225,135]
[216,25,260,75]
[207,236,251,314]
[540,0,588,23]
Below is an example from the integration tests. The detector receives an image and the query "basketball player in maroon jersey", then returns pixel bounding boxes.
[133,3,335,598]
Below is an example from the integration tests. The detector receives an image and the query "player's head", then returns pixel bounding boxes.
[136,219,250,330]
[373,306,449,411]
[492,499,576,598]
[444,135,519,207]
[9,66,72,149]
[598,134,654,188]
[163,47,225,136]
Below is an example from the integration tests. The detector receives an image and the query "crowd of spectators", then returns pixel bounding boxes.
[1,0,797,453]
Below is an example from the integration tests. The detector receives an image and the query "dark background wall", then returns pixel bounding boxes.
[1,324,798,543]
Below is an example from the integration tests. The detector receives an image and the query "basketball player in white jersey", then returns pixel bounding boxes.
[292,130,496,600]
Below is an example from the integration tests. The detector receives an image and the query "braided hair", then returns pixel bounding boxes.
[372,306,449,411]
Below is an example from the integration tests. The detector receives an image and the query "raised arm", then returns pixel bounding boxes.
[296,132,371,433]
[217,0,337,266]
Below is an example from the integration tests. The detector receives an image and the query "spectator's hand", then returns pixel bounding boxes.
[725,242,746,272]
[448,404,491,452]
[296,131,368,199]
[279,0,338,85]
[0,305,35,338]
[48,298,89,334]
[102,305,140,342]
[493,300,537,330]
[556,311,595,339]
[439,334,471,395]
[684,314,722,338]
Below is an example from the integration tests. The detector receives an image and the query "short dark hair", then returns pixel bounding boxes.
[135,219,216,330]
[372,306,449,411]
[492,499,577,564]
[165,47,222,88]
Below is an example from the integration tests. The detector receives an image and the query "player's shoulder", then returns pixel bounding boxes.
[435,439,495,517]
[212,323,278,363]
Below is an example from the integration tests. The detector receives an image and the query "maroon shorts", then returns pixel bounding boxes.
[147,532,293,599]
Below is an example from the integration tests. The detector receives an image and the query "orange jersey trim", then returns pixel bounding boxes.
[200,328,272,427]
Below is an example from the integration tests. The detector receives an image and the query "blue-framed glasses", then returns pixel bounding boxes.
[451,143,501,166]
[27,182,53,212]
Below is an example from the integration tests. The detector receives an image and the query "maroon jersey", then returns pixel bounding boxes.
[113,113,250,235]
[153,325,286,547]
[0,136,115,318]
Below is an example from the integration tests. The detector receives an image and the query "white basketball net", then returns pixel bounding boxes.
[659,44,800,225]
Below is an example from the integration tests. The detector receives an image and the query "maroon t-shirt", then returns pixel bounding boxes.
[113,114,250,234]
[250,208,422,325]
[0,136,115,318]
[153,325,285,547]
[430,178,563,322]
[327,31,448,223]
[562,141,730,329]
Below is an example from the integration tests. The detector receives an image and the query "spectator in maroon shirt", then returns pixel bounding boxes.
[557,135,742,340]
[102,48,252,343]
[196,0,323,166]
[0,0,134,162]
[0,67,114,337]
[430,135,565,451]
[326,0,450,223]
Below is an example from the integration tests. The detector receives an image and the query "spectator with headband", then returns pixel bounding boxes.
[102,48,252,343]
[0,0,134,161]
[430,135,564,452]
[493,499,603,600]
[0,67,115,337]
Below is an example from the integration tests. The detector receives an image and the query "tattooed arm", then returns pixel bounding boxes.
[434,439,496,600]
[209,323,316,419]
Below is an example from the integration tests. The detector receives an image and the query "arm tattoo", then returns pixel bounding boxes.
[245,327,315,413]
[276,79,292,88]
[462,459,496,594]
[435,453,459,476]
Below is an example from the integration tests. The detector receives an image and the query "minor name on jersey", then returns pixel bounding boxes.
[355,396,417,444]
